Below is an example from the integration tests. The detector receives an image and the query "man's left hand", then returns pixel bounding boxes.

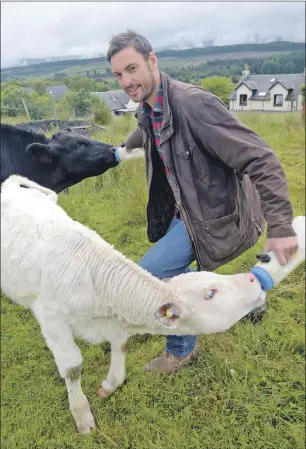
[264,236,298,265]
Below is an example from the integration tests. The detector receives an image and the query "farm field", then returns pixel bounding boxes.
[1,112,305,449]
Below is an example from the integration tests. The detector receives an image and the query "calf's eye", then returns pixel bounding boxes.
[204,288,217,300]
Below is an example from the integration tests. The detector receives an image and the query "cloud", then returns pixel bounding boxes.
[1,1,305,68]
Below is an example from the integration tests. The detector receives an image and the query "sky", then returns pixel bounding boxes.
[1,1,305,68]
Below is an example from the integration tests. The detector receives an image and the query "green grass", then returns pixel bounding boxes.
[1,112,305,449]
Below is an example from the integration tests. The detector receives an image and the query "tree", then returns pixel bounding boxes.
[0,85,28,116]
[56,88,101,118]
[95,81,108,92]
[31,80,47,95]
[26,92,54,119]
[281,61,297,74]
[93,99,112,125]
[63,75,96,92]
[201,76,234,105]
[261,60,281,74]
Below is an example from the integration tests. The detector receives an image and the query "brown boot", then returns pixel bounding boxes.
[143,346,198,373]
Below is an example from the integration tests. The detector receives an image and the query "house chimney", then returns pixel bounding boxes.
[242,63,250,78]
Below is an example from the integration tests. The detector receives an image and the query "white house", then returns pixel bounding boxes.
[92,90,138,116]
[229,65,305,112]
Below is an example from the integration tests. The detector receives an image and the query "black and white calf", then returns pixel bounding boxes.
[0,123,143,193]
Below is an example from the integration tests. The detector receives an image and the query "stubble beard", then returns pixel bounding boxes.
[140,66,156,103]
[126,65,157,103]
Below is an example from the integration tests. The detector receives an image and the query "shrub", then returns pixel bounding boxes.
[93,99,112,126]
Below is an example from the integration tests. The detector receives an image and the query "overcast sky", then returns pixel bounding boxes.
[1,1,305,68]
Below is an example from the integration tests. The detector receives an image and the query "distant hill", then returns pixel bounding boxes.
[1,41,305,82]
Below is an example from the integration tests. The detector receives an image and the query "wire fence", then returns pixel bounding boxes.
[1,98,57,120]
[0,98,80,121]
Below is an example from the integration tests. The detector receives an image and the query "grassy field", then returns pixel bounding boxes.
[1,112,305,449]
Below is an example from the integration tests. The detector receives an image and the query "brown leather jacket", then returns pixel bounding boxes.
[125,71,295,271]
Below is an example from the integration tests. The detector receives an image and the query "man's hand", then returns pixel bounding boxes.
[115,145,144,162]
[264,236,298,265]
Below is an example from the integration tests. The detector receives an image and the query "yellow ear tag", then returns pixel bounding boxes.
[165,308,173,319]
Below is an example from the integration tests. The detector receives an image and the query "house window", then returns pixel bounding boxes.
[274,94,283,106]
[239,94,247,106]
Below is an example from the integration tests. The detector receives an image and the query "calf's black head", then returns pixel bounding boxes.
[26,131,119,190]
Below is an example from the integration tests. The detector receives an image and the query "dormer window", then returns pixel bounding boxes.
[239,94,247,106]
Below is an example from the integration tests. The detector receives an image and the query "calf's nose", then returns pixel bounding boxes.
[248,273,256,283]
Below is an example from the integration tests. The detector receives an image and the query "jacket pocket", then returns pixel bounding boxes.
[175,144,207,180]
[202,203,244,261]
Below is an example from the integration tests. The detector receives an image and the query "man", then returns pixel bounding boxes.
[106,30,298,374]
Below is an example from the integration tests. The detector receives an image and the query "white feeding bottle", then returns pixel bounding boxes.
[250,216,305,291]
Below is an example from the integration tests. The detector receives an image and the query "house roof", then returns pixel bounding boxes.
[237,80,258,91]
[46,85,68,102]
[270,79,294,91]
[92,90,130,111]
[229,73,305,101]
[24,85,68,102]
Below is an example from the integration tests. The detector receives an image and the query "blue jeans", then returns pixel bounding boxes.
[138,216,197,357]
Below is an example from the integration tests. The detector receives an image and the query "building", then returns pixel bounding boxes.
[92,90,138,116]
[228,65,305,112]
[24,85,68,102]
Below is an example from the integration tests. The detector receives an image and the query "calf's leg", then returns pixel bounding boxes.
[33,305,95,434]
[98,338,127,398]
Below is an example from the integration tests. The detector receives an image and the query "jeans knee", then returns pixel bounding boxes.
[138,256,162,278]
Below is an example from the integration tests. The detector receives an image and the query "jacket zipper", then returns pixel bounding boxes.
[159,121,203,269]
[139,120,154,187]
[140,117,203,269]
[177,200,202,270]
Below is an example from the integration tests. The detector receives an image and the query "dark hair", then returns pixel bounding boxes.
[107,29,153,62]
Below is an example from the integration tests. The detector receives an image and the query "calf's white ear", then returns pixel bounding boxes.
[154,303,182,328]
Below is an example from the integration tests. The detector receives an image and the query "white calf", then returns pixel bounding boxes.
[1,175,266,434]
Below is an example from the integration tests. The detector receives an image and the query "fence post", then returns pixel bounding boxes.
[21,98,31,120]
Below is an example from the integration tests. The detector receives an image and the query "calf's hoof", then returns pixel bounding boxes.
[76,412,96,435]
[97,379,113,398]
[97,387,110,398]
[73,408,96,434]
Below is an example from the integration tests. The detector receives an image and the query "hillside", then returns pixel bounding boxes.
[1,41,304,81]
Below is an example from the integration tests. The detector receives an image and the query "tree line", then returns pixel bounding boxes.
[161,50,305,84]
[1,41,304,81]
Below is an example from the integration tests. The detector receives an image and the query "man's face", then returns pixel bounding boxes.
[111,46,158,103]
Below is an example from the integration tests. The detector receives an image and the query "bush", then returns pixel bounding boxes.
[56,88,101,118]
[93,99,112,126]
[26,92,54,120]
